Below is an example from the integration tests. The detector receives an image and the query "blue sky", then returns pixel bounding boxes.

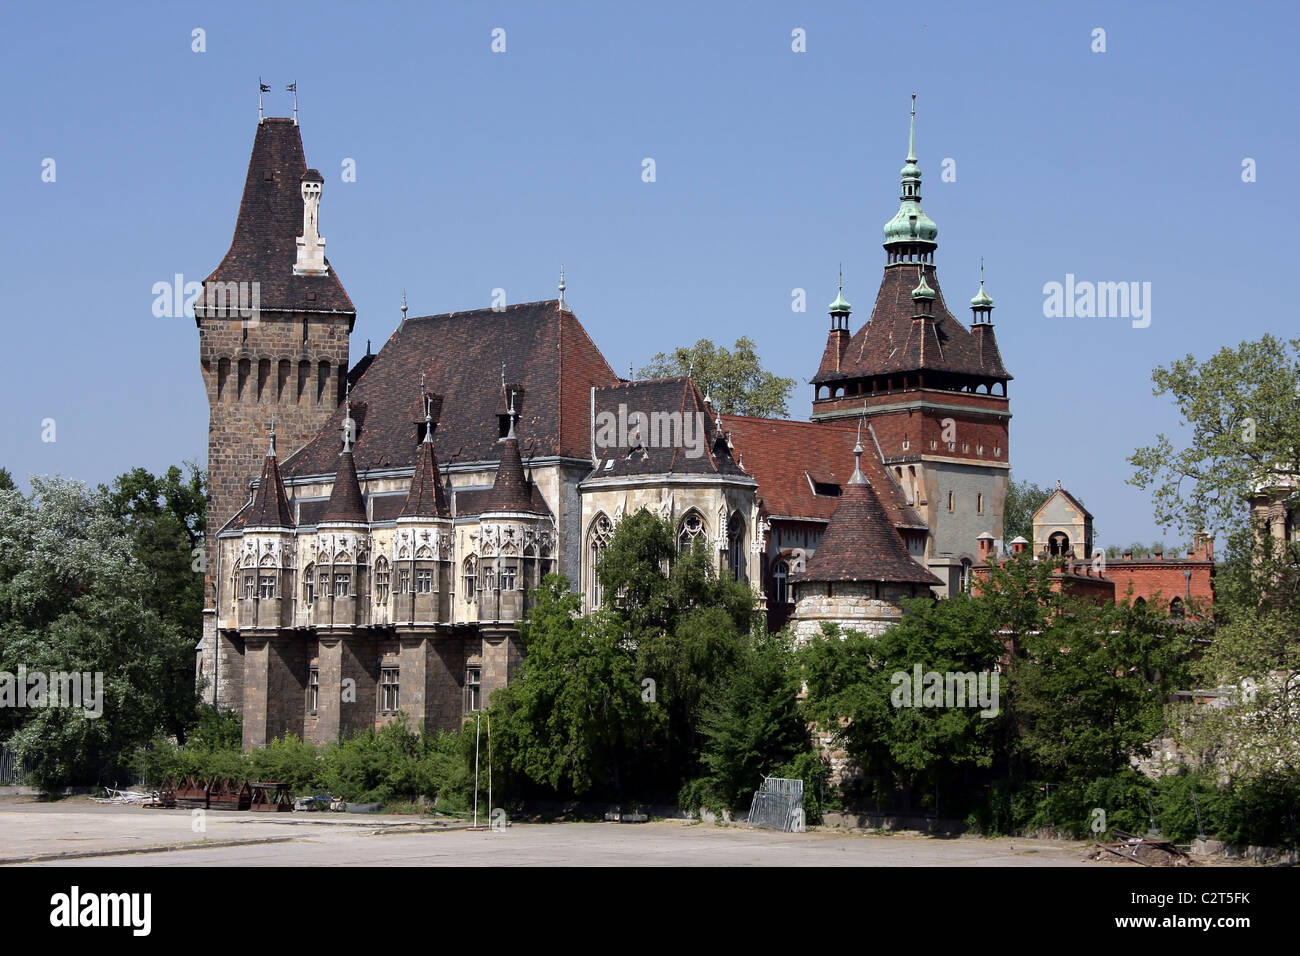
[1,0,1296,549]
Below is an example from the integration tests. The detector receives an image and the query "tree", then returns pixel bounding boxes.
[800,595,1007,813]
[639,337,796,418]
[489,576,664,799]
[1002,476,1052,550]
[1129,334,1300,540]
[0,477,198,789]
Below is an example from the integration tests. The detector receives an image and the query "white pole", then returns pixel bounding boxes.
[473,714,481,828]
[486,710,492,826]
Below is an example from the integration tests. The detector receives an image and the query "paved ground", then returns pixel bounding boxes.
[0,797,1106,866]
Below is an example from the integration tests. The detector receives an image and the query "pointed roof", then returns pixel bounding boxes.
[247,452,294,529]
[814,264,1012,383]
[790,445,941,587]
[322,450,367,524]
[197,118,354,323]
[482,436,543,515]
[399,425,450,520]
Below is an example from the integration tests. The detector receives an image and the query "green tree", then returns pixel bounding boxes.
[639,337,796,418]
[801,595,1007,813]
[1002,476,1052,551]
[0,477,198,789]
[1129,334,1300,540]
[489,576,665,799]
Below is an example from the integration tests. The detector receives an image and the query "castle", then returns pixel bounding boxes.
[196,102,1018,750]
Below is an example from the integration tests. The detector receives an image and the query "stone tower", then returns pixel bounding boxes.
[197,116,355,705]
[809,98,1012,593]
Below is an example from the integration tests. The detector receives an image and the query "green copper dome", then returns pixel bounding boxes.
[970,281,994,308]
[911,271,936,301]
[882,97,939,247]
[829,287,852,314]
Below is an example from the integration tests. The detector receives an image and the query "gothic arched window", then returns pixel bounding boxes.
[677,510,707,554]
[727,512,746,582]
[771,558,791,606]
[587,514,614,609]
[374,556,390,605]
[462,556,477,604]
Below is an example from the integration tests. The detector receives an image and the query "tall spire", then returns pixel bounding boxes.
[248,413,294,529]
[401,289,408,323]
[850,419,866,484]
[267,412,277,456]
[883,93,938,254]
[970,257,994,319]
[829,264,852,318]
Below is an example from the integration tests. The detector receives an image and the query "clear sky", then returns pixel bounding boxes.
[2,0,1296,550]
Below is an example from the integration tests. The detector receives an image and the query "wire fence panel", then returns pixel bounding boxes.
[0,747,22,785]
[747,776,803,831]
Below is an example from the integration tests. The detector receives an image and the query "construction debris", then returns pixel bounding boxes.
[1085,830,1192,866]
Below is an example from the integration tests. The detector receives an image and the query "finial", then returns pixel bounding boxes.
[558,264,566,311]
[401,289,408,322]
[506,389,517,440]
[341,381,354,453]
[423,393,434,444]
[629,362,634,380]
[1056,478,1062,491]
[907,92,917,164]
[980,256,985,284]
[850,421,866,485]
[268,413,277,456]
[501,362,506,388]
[286,82,298,126]
[258,78,269,124]
[838,262,843,292]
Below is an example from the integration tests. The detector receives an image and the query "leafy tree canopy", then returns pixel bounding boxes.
[639,337,796,418]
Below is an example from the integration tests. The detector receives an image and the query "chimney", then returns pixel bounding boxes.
[1153,547,1163,561]
[294,168,329,276]
[976,532,995,560]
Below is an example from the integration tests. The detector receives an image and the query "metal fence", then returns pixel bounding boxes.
[0,746,22,785]
[747,776,804,831]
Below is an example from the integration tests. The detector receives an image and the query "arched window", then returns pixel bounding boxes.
[771,558,791,605]
[1169,597,1185,619]
[727,512,746,582]
[677,510,707,554]
[374,557,390,605]
[960,558,973,594]
[462,556,477,603]
[1049,532,1071,557]
[587,514,614,609]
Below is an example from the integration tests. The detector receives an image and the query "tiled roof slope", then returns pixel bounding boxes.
[482,436,548,514]
[282,301,619,478]
[321,450,367,524]
[722,416,925,530]
[199,118,355,318]
[588,378,748,480]
[790,475,942,586]
[815,264,1009,383]
[399,438,450,519]
[246,452,294,528]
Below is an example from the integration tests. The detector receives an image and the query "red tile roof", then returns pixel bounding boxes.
[721,415,925,530]
[399,437,450,519]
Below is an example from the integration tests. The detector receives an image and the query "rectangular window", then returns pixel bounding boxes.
[499,564,516,591]
[947,491,955,513]
[465,666,482,713]
[415,568,433,593]
[334,573,351,597]
[308,668,319,713]
[318,571,330,597]
[258,573,276,599]
[243,574,255,599]
[376,568,390,605]
[380,667,399,713]
[977,493,984,515]
[305,575,315,605]
[398,568,410,594]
